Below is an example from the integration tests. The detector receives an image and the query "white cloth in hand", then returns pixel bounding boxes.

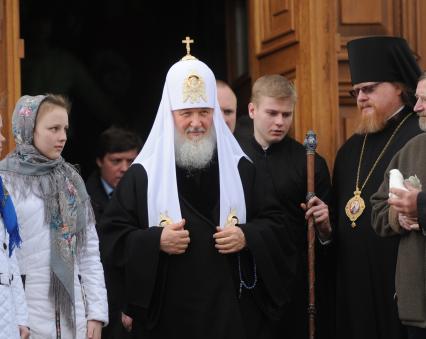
[389,169,408,198]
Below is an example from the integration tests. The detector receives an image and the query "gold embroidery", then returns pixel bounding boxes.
[225,208,239,228]
[159,213,172,227]
[183,71,207,104]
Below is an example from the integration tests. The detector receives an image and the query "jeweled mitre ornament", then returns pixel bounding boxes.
[183,71,207,104]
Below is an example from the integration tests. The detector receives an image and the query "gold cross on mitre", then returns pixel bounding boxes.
[181,36,197,61]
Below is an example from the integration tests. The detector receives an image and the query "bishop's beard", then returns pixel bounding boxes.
[355,105,388,134]
[174,126,217,170]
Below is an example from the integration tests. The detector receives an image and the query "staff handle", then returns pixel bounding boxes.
[304,130,317,339]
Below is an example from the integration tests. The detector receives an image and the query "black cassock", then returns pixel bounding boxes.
[99,156,297,339]
[332,108,422,339]
[238,135,333,339]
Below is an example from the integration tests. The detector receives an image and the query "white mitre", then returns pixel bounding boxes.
[133,48,249,227]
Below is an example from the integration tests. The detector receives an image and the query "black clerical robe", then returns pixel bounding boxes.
[239,135,333,339]
[332,107,422,339]
[99,157,296,339]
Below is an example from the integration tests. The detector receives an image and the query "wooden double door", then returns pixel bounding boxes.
[245,0,425,168]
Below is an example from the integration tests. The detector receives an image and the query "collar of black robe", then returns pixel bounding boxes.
[249,134,291,156]
[175,152,220,226]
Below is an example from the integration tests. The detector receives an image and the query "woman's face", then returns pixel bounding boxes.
[33,104,68,160]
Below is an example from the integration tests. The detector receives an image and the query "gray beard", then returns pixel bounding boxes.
[419,116,426,131]
[174,127,217,170]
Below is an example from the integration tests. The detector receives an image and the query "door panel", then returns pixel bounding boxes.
[0,0,22,155]
[249,0,339,168]
[247,0,425,167]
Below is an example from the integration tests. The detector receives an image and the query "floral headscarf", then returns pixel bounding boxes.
[0,95,94,331]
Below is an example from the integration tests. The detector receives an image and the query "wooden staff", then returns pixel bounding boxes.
[304,130,317,339]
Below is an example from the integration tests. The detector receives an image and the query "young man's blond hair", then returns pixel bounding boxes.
[251,74,297,106]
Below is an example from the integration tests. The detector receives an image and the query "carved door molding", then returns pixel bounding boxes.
[0,0,22,155]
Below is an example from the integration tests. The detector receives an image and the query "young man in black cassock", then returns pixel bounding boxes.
[99,44,297,339]
[332,36,422,339]
[237,74,334,339]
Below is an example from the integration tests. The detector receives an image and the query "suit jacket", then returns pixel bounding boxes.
[86,170,110,227]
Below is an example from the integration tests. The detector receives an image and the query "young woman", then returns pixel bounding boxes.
[0,95,108,338]
[0,114,29,339]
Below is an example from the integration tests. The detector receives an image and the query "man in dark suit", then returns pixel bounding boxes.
[86,126,142,224]
[86,126,142,339]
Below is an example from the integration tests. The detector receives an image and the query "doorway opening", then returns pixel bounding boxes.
[20,0,249,178]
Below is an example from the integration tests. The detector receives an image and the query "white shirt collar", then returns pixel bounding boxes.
[100,178,114,198]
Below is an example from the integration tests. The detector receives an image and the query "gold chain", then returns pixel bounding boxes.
[355,113,413,192]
